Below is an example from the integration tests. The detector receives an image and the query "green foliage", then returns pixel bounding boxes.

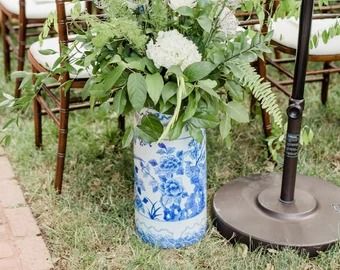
[184,62,216,82]
[89,17,148,53]
[145,73,164,105]
[127,73,147,111]
[230,62,283,127]
[5,0,286,147]
[148,0,169,32]
[310,20,340,49]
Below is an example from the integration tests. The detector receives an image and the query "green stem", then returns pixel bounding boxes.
[158,75,185,141]
[202,1,227,54]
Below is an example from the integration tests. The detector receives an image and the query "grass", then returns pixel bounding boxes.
[1,57,340,269]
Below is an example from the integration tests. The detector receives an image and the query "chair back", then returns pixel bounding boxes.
[54,0,93,83]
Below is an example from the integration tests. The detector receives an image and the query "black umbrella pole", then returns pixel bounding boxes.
[280,0,315,203]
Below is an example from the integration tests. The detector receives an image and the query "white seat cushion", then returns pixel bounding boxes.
[255,18,340,55]
[29,37,91,79]
[0,0,79,19]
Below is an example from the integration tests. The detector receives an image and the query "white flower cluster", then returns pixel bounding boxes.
[218,7,240,37]
[167,0,197,10]
[146,30,202,70]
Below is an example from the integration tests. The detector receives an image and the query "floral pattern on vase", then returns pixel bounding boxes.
[134,113,207,248]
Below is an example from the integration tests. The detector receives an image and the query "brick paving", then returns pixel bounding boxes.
[0,147,53,270]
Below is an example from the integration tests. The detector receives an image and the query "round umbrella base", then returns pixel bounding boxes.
[213,173,340,256]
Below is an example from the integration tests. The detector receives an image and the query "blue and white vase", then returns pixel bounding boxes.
[134,111,207,248]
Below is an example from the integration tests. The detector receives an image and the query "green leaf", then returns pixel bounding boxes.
[226,101,249,123]
[188,124,204,143]
[127,73,147,111]
[183,91,200,121]
[198,79,220,99]
[190,112,219,128]
[39,49,57,55]
[168,115,185,140]
[144,58,157,73]
[19,73,33,89]
[42,77,58,85]
[224,81,244,101]
[137,114,164,142]
[0,135,11,146]
[122,126,134,148]
[220,113,231,139]
[113,89,127,115]
[167,65,183,77]
[184,61,216,82]
[146,73,164,105]
[104,64,125,90]
[11,71,31,80]
[162,82,177,103]
[126,60,145,71]
[176,6,194,17]
[1,118,16,129]
[197,15,212,32]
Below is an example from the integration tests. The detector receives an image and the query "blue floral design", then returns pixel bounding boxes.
[161,178,183,198]
[158,154,184,175]
[134,111,207,248]
[164,205,186,221]
[135,195,144,213]
[134,136,206,221]
[159,177,188,210]
[134,114,207,247]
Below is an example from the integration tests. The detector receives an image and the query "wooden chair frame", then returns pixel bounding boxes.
[258,1,340,134]
[0,0,49,97]
[28,0,124,193]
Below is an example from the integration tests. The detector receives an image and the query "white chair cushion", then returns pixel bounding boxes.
[0,0,80,19]
[29,37,91,79]
[255,18,340,55]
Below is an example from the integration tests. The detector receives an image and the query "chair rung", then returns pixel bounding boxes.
[266,76,291,97]
[42,102,96,115]
[306,67,340,75]
[280,76,323,85]
[266,58,294,79]
[42,85,61,106]
[272,58,296,64]
[36,96,60,126]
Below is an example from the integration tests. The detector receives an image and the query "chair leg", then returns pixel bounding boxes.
[1,11,11,80]
[274,48,281,60]
[32,67,43,148]
[55,90,70,194]
[321,62,331,105]
[257,58,272,137]
[33,96,43,148]
[118,115,125,132]
[261,109,272,138]
[250,95,257,119]
[15,17,27,98]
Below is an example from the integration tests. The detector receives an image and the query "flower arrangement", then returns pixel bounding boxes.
[18,0,283,146]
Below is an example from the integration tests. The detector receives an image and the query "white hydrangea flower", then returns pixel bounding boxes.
[146,30,202,70]
[218,7,239,36]
[167,0,197,10]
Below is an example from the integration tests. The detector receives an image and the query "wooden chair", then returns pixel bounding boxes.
[256,1,340,134]
[28,0,123,193]
[0,0,79,98]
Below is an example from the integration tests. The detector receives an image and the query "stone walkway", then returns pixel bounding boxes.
[0,147,53,270]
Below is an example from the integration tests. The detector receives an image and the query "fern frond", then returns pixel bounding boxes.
[230,61,283,127]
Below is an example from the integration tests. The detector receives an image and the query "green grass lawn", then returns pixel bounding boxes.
[1,57,340,269]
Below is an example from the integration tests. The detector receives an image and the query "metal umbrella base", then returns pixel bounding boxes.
[213,173,340,256]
